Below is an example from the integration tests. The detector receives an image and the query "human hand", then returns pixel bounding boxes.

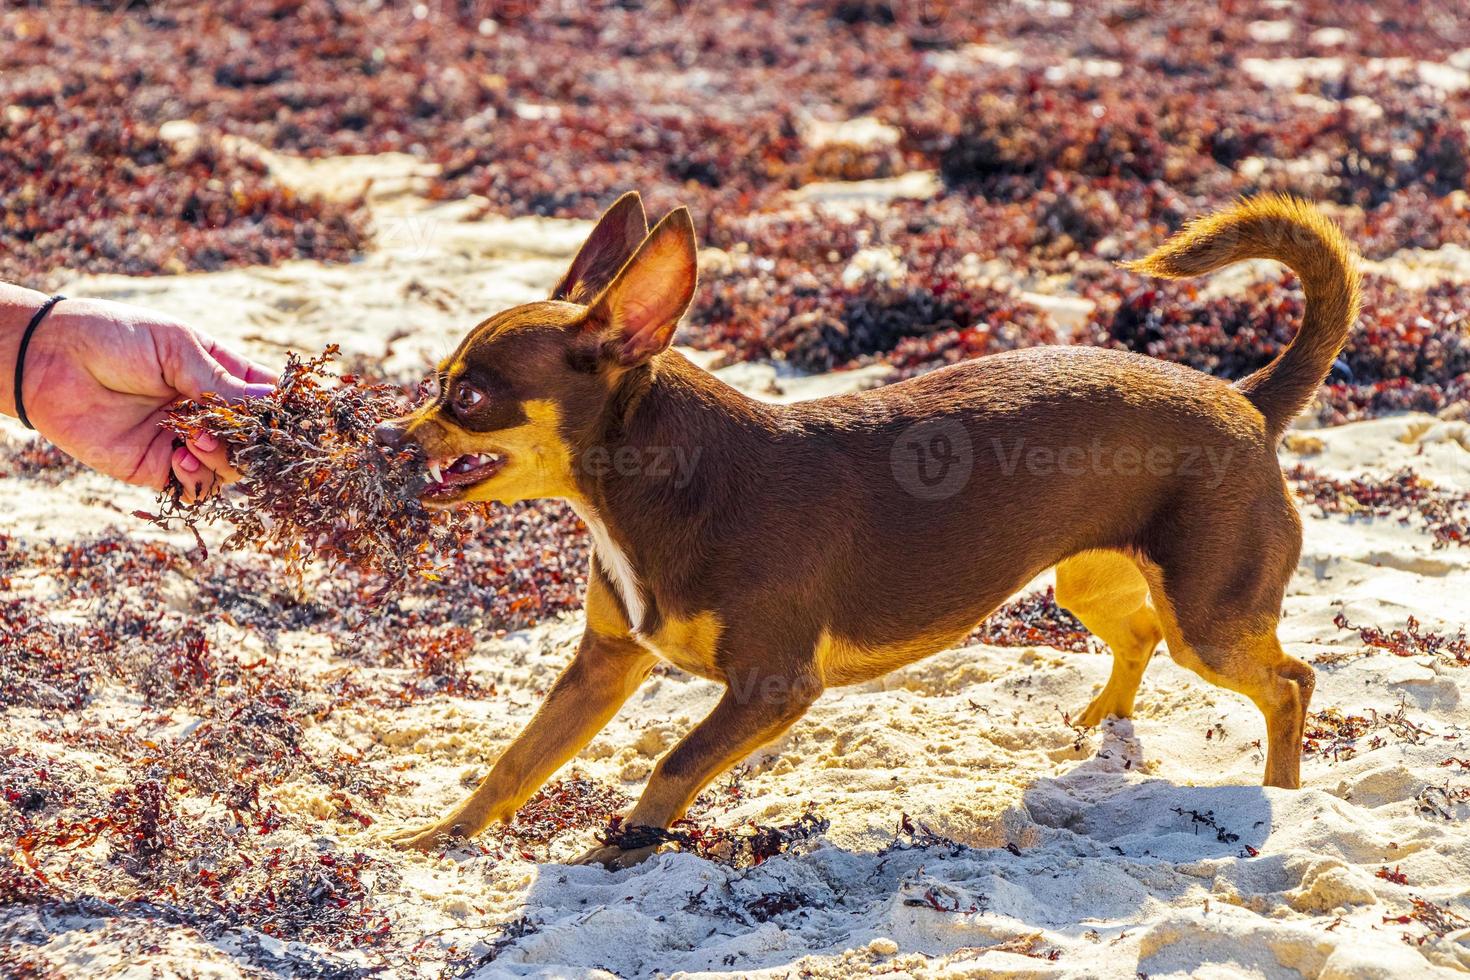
[15,297,276,500]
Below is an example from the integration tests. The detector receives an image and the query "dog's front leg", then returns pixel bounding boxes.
[572,671,821,869]
[389,630,655,852]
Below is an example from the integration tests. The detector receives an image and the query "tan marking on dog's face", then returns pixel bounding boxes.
[436,399,577,505]
[396,300,613,508]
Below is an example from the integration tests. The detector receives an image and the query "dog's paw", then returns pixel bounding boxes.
[385,819,473,853]
[569,842,661,870]
[1071,704,1106,729]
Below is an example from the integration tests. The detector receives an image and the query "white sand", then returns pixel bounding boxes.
[2,159,1468,979]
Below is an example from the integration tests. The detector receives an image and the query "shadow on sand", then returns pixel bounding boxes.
[454,725,1281,978]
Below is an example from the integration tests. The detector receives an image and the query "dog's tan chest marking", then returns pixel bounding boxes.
[640,612,724,680]
[583,570,723,679]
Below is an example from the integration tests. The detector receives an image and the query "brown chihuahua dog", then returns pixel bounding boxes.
[380,191,1359,868]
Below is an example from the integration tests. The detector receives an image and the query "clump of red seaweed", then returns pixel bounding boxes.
[0,584,399,958]
[0,440,81,484]
[970,587,1093,653]
[146,347,477,596]
[0,104,369,290]
[3,2,1469,424]
[485,773,632,862]
[597,805,829,869]
[1290,466,1470,548]
[1302,704,1430,761]
[1335,612,1470,668]
[1385,895,1470,946]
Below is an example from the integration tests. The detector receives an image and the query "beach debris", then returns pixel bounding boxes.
[1303,703,1431,762]
[143,347,479,597]
[1336,613,1470,667]
[596,805,829,868]
[1292,467,1470,548]
[880,812,973,857]
[486,773,631,862]
[1171,807,1242,845]
[1385,895,1470,946]
[1377,864,1410,885]
[970,586,1093,653]
[3,4,1468,424]
[0,104,368,290]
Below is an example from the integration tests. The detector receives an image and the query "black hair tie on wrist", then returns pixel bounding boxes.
[13,294,65,431]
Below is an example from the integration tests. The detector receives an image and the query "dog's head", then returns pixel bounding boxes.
[377,192,698,507]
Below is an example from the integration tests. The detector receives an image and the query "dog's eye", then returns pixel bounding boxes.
[452,383,484,414]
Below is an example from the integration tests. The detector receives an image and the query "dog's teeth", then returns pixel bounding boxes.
[429,461,443,483]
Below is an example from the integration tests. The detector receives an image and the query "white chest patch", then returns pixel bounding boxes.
[570,501,646,632]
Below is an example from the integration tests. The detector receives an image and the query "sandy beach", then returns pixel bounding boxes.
[3,142,1469,978]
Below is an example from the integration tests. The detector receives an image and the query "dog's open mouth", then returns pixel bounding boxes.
[421,452,505,502]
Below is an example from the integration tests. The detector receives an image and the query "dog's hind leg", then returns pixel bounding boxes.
[1149,601,1313,789]
[1248,636,1314,789]
[1137,492,1314,788]
[1055,550,1164,727]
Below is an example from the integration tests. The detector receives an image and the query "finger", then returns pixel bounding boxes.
[165,331,274,405]
[172,446,202,503]
[170,447,220,503]
[128,415,183,492]
[204,338,279,388]
[243,362,277,385]
[186,431,243,482]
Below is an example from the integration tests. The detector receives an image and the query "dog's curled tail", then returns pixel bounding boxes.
[1124,194,1361,440]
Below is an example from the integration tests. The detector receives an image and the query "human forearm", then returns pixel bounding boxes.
[0,281,54,418]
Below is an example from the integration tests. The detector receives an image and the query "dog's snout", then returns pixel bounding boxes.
[375,421,408,450]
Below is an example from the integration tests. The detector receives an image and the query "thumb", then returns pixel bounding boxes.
[168,335,274,404]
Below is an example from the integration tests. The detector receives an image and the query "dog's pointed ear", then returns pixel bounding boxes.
[551,191,649,303]
[587,207,698,367]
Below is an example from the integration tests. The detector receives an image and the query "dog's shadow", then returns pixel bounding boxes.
[449,725,1278,976]
[1021,719,1275,857]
